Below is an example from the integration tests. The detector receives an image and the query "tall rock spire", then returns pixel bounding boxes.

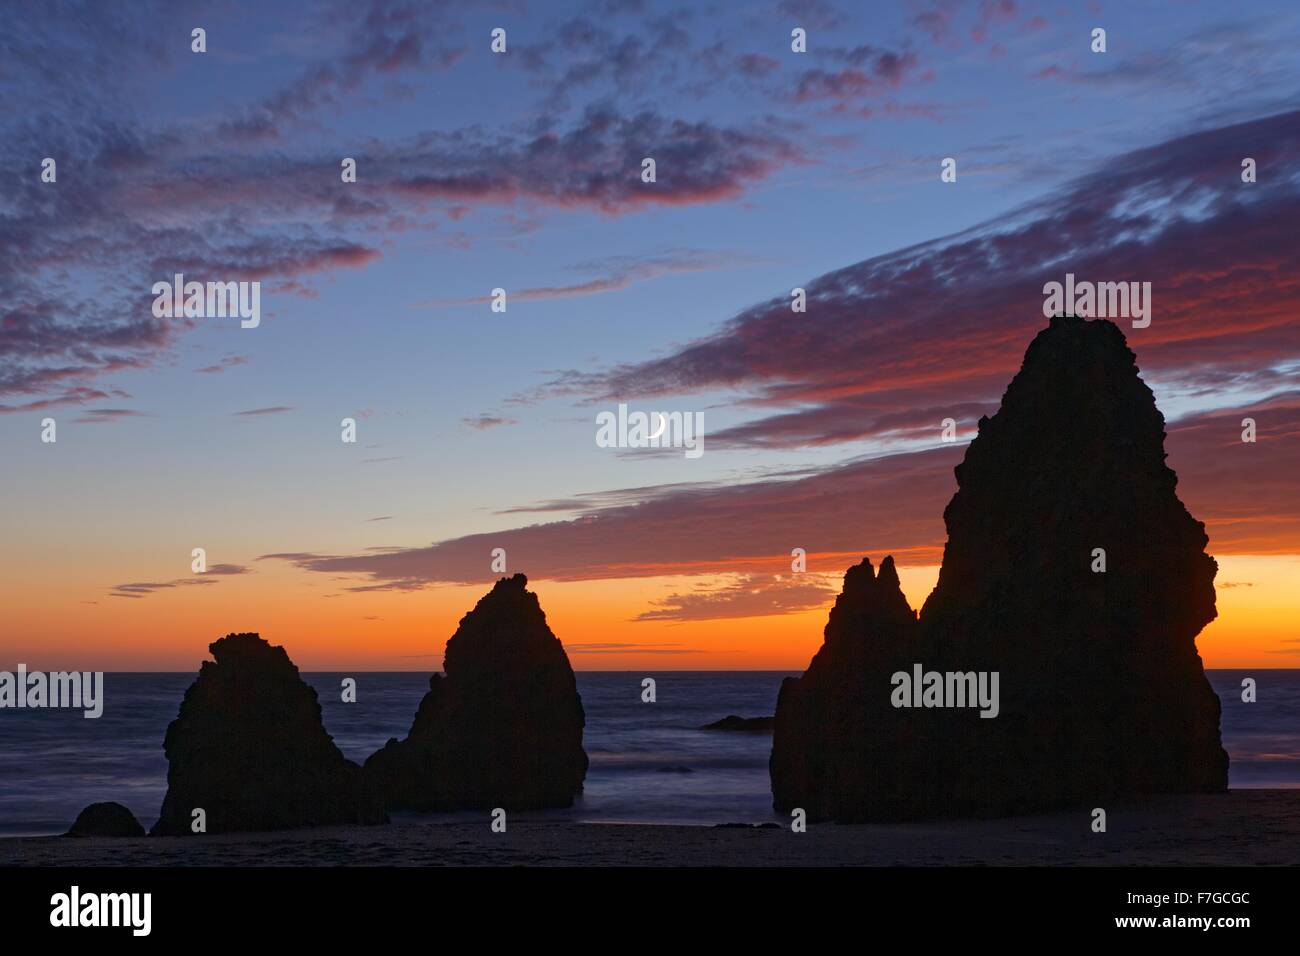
[771,317,1228,821]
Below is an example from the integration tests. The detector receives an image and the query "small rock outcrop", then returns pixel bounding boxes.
[701,715,775,732]
[151,632,386,835]
[365,574,588,811]
[771,317,1228,821]
[66,801,145,837]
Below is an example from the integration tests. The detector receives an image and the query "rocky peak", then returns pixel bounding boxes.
[771,318,1227,822]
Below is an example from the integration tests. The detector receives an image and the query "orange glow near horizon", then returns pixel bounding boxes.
[3,554,1295,672]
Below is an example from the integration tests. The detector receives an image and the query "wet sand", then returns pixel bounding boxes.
[1,790,1296,866]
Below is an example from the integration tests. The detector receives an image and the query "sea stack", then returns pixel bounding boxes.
[771,316,1228,821]
[770,556,921,820]
[151,632,386,835]
[364,574,588,811]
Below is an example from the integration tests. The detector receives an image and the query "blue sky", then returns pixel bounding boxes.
[2,0,1299,667]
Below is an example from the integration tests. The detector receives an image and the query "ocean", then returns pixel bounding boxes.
[0,670,1295,837]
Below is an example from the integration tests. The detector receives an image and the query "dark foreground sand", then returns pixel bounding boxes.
[2,790,1296,867]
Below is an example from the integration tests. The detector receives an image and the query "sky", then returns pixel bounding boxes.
[1,0,1297,671]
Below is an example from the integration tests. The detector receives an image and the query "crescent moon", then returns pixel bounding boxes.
[648,412,667,441]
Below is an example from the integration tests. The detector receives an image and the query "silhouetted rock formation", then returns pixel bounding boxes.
[365,574,587,810]
[151,633,386,835]
[67,801,145,837]
[771,316,1228,821]
[770,556,921,819]
[701,715,775,732]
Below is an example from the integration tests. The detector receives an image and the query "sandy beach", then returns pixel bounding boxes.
[2,790,1296,867]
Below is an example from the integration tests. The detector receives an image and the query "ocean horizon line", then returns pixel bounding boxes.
[7,667,1296,674]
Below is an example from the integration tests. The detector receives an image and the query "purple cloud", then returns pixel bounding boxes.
[634,574,840,622]
[109,563,252,599]
[547,109,1300,452]
[196,355,251,374]
[233,406,294,417]
[462,415,518,430]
